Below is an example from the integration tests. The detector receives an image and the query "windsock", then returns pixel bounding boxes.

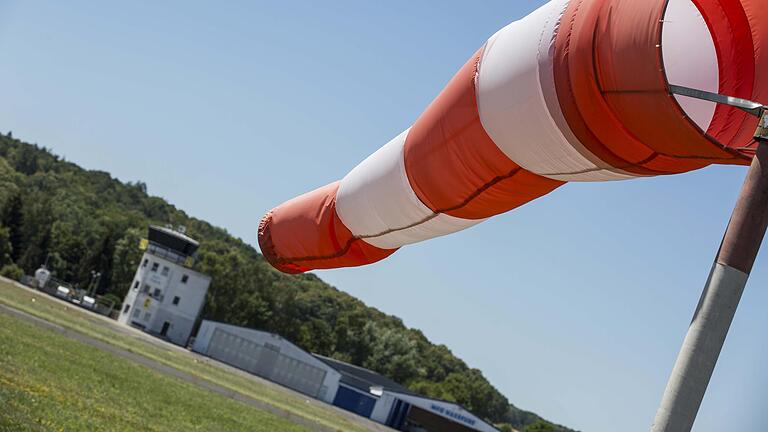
[259,0,767,274]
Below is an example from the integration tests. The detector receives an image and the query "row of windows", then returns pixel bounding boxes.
[122,294,180,318]
[128,280,182,308]
[126,258,192,315]
[132,308,151,320]
[141,259,189,283]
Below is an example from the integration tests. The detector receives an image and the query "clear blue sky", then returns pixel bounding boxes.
[1,1,766,431]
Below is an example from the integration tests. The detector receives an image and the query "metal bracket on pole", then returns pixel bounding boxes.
[669,84,765,118]
[756,110,768,142]
[669,84,768,142]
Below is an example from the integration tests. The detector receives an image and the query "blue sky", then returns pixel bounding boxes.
[1,1,766,431]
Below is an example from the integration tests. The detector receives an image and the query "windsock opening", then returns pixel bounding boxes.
[674,0,761,151]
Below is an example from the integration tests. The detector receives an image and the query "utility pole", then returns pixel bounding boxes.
[88,270,102,297]
[651,107,768,431]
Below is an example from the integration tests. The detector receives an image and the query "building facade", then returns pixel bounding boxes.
[192,321,341,403]
[314,354,498,432]
[118,226,211,346]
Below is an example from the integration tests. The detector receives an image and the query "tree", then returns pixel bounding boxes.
[12,144,38,175]
[1,192,23,261]
[111,228,144,298]
[432,369,509,422]
[525,420,556,432]
[333,309,374,364]
[363,323,423,384]
[0,225,12,267]
[17,188,53,272]
[0,134,576,431]
[0,263,23,280]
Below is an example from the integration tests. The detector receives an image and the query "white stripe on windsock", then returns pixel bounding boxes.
[335,129,482,250]
[476,0,634,182]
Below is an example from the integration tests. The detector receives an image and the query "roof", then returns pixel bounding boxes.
[197,321,335,371]
[312,354,498,431]
[148,225,199,256]
[311,354,412,394]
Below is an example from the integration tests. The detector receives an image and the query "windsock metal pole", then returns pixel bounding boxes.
[652,110,768,432]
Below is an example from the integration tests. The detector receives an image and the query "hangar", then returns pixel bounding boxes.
[191,321,341,403]
[192,320,498,432]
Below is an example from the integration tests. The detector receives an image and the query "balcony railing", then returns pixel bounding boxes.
[145,242,195,268]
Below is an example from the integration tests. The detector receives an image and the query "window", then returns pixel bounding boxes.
[144,312,152,321]
[151,262,159,272]
[142,259,148,268]
[123,304,130,313]
[133,281,139,290]
[132,308,141,318]
[172,296,180,306]
[161,266,169,276]
[181,275,189,284]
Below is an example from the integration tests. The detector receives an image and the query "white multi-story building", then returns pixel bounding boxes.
[118,226,211,346]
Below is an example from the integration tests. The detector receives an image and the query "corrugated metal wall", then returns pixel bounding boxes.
[207,328,328,398]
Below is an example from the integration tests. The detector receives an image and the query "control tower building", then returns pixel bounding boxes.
[118,225,211,346]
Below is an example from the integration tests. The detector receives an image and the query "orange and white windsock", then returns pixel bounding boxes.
[259,0,767,274]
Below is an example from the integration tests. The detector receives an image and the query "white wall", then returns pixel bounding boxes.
[192,320,341,403]
[370,392,397,424]
[119,252,210,346]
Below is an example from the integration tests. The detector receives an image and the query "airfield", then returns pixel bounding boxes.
[0,277,393,432]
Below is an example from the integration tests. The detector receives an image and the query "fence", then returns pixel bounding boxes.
[25,275,117,318]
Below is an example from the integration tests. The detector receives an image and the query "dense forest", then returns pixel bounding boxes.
[0,133,576,432]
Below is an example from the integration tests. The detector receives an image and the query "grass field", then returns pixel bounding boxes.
[0,279,374,432]
[0,312,310,432]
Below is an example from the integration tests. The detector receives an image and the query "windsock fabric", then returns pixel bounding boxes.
[259,0,767,274]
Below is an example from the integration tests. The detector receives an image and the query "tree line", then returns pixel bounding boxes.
[0,133,575,432]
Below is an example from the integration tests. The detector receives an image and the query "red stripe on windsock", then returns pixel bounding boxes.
[743,0,768,108]
[258,182,396,273]
[403,48,564,220]
[553,0,750,176]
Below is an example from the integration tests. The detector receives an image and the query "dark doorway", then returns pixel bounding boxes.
[160,321,171,337]
[405,406,477,432]
[386,399,411,430]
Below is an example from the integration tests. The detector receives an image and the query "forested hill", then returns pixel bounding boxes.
[0,133,576,432]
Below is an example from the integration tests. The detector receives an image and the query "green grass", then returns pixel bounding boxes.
[0,280,369,432]
[0,312,310,432]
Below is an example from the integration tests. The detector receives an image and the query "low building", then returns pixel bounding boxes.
[118,226,211,346]
[191,321,341,403]
[314,354,498,432]
[191,320,498,432]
